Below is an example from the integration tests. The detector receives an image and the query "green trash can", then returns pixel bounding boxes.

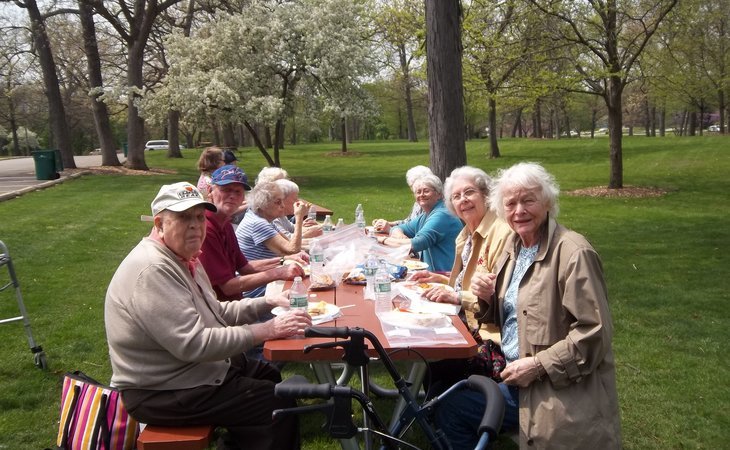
[31,150,59,180]
[53,149,63,171]
[122,142,128,157]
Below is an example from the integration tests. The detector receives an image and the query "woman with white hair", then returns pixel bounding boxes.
[377,173,462,272]
[372,165,433,230]
[235,181,309,297]
[436,162,621,448]
[256,166,289,184]
[275,179,322,239]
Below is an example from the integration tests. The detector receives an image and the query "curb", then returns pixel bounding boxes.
[0,171,90,203]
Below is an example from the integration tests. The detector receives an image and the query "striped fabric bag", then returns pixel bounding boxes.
[55,372,139,450]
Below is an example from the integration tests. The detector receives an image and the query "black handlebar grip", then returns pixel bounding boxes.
[275,375,334,400]
[304,326,350,338]
[466,375,505,441]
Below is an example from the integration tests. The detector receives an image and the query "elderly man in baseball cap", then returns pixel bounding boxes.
[199,165,307,301]
[105,181,309,450]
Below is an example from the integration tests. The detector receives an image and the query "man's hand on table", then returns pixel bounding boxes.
[271,309,312,339]
[277,262,305,280]
[265,292,291,308]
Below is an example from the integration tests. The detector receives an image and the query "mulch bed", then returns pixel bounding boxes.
[63,166,177,176]
[564,186,668,198]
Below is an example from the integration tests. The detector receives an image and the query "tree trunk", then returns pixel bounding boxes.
[264,126,273,148]
[659,107,666,136]
[591,108,597,138]
[399,43,418,142]
[606,75,623,189]
[25,0,75,168]
[534,99,543,138]
[243,121,275,166]
[125,40,148,170]
[4,76,21,155]
[340,116,348,153]
[222,122,236,148]
[79,1,120,166]
[425,0,466,180]
[167,111,183,158]
[689,111,697,136]
[488,97,500,158]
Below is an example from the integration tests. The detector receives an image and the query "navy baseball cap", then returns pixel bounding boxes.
[211,165,252,190]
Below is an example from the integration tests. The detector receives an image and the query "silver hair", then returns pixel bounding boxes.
[256,166,289,184]
[405,165,433,187]
[443,166,493,216]
[275,178,299,196]
[411,173,443,196]
[250,181,282,214]
[490,162,560,220]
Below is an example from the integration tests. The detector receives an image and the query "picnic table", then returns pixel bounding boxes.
[263,276,477,449]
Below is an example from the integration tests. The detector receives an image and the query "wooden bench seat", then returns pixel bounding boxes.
[136,424,214,450]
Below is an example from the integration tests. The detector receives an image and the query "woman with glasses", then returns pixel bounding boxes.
[235,181,309,297]
[408,166,513,394]
[377,174,462,272]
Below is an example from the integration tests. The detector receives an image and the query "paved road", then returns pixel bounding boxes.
[0,154,126,201]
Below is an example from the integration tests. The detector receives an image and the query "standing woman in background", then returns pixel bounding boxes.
[196,147,225,198]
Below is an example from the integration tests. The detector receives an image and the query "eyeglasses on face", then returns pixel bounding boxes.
[450,188,480,203]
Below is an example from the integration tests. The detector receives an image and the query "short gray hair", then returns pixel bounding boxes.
[411,173,443,196]
[275,179,299,197]
[405,165,433,187]
[256,166,289,184]
[443,166,492,216]
[490,162,560,220]
[249,181,282,214]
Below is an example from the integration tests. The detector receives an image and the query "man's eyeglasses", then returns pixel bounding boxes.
[451,188,480,203]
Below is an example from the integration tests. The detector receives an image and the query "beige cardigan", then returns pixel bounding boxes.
[105,238,271,390]
[448,210,512,337]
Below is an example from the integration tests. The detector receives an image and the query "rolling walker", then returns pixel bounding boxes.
[0,240,47,369]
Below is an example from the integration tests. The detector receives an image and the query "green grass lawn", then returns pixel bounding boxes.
[0,136,728,449]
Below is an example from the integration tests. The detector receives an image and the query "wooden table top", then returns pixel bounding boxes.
[263,280,477,362]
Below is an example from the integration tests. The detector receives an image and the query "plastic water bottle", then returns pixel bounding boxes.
[336,218,344,229]
[322,215,333,233]
[289,276,308,310]
[374,261,392,313]
[355,204,365,232]
[363,254,379,299]
[309,238,325,278]
[308,205,317,221]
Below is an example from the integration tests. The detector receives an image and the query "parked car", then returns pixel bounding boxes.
[144,140,185,151]
[708,125,720,132]
[145,140,168,151]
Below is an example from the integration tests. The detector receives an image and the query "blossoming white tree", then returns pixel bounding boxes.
[142,0,375,166]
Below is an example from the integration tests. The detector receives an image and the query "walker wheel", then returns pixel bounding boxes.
[34,351,48,370]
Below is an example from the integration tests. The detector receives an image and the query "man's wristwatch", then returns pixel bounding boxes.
[279,257,286,265]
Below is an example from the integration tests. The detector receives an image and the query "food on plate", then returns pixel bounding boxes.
[418,283,432,290]
[310,273,335,290]
[342,268,367,285]
[308,301,329,316]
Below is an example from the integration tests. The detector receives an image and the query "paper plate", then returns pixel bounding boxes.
[272,302,341,324]
[378,310,451,330]
[402,260,429,271]
[401,282,454,295]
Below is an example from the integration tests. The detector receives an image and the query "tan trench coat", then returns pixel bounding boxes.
[479,218,622,449]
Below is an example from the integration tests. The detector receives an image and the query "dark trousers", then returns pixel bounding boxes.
[122,355,299,450]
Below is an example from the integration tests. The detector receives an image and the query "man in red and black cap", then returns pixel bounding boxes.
[199,165,307,301]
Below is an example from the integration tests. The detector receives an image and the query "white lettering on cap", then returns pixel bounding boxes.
[177,189,201,200]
